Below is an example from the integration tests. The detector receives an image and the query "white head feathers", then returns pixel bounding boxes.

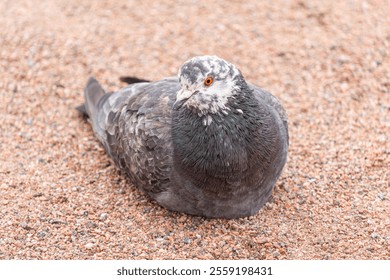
[176,55,243,116]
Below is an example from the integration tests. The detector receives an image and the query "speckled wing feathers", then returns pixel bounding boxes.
[86,77,179,194]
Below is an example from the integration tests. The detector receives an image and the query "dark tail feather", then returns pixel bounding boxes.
[77,76,146,118]
[75,104,88,117]
[119,76,150,84]
[82,77,106,120]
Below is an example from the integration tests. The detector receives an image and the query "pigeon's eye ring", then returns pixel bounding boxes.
[204,76,214,86]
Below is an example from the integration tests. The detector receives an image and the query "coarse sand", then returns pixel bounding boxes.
[0,0,389,259]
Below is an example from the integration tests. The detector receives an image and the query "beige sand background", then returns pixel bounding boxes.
[0,0,389,259]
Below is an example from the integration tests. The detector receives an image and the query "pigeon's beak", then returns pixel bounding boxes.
[174,89,197,109]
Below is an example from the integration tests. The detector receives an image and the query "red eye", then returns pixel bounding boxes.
[204,76,214,86]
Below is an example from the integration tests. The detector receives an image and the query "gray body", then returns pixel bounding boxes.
[80,57,288,218]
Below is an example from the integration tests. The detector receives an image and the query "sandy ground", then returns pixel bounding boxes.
[0,0,389,259]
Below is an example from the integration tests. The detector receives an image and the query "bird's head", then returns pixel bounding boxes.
[175,55,245,116]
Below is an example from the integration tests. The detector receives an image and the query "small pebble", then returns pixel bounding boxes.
[99,213,108,221]
[115,188,126,194]
[50,219,65,225]
[87,221,98,228]
[25,118,33,125]
[72,186,83,192]
[19,222,32,230]
[183,237,191,244]
[85,243,94,249]
[377,193,386,200]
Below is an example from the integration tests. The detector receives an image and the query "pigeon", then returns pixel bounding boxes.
[77,55,288,218]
